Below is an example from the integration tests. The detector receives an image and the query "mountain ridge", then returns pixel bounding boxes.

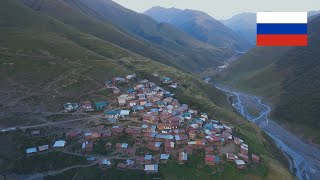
[144,6,252,51]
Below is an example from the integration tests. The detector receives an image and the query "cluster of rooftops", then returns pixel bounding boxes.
[27,74,260,173]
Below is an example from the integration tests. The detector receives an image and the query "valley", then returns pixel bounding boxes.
[215,84,320,180]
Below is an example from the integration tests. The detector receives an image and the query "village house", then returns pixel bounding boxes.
[95,101,108,111]
[252,154,260,163]
[26,147,37,155]
[38,145,49,152]
[66,130,81,139]
[118,95,128,106]
[205,155,220,165]
[206,135,221,146]
[164,141,175,153]
[147,142,162,151]
[240,144,249,155]
[105,110,120,119]
[81,101,93,112]
[111,126,124,135]
[226,153,237,162]
[53,140,66,148]
[82,141,93,152]
[187,140,206,149]
[125,147,136,156]
[116,143,128,152]
[175,135,189,145]
[144,164,159,174]
[178,152,188,164]
[125,127,141,137]
[238,153,249,162]
[100,159,112,169]
[169,129,186,135]
[160,154,170,163]
[205,147,214,155]
[117,163,128,170]
[101,130,112,138]
[141,124,156,133]
[119,110,130,119]
[107,117,117,124]
[84,132,101,141]
[129,100,138,107]
[235,159,246,169]
[143,114,159,124]
[135,156,145,165]
[63,103,79,112]
[234,137,243,146]
[144,155,153,164]
[144,132,157,141]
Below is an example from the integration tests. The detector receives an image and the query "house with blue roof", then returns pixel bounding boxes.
[95,101,108,111]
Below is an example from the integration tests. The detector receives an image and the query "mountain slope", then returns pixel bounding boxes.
[22,0,234,73]
[221,13,256,44]
[144,7,252,51]
[218,15,320,144]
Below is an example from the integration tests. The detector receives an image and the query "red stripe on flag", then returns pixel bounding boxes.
[257,34,307,46]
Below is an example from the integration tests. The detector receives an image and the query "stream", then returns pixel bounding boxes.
[214,84,320,180]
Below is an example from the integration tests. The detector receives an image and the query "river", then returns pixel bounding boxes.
[214,84,320,180]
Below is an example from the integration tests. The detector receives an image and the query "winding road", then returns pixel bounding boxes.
[214,84,320,180]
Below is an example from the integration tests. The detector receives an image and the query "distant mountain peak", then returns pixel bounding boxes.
[145,7,252,51]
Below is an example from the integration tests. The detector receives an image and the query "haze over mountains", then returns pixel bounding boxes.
[218,15,320,144]
[144,6,252,51]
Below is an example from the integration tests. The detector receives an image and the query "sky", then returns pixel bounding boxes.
[113,0,320,19]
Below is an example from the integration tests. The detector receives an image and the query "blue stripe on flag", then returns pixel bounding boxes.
[257,23,307,34]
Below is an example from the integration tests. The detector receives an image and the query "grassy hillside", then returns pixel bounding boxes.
[0,0,293,179]
[49,0,233,73]
[218,16,320,145]
[144,7,252,51]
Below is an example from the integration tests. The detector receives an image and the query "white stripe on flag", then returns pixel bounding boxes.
[257,12,307,24]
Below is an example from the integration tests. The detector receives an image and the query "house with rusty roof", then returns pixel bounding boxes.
[125,127,141,137]
[164,141,175,153]
[238,152,249,162]
[187,140,206,149]
[175,135,189,144]
[147,142,162,151]
[125,147,136,156]
[66,130,81,139]
[82,141,93,152]
[252,154,260,163]
[111,126,124,135]
[101,131,112,138]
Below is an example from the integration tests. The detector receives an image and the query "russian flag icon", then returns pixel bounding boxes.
[256,12,308,46]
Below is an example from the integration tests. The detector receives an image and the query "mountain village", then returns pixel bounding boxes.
[24,73,260,174]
